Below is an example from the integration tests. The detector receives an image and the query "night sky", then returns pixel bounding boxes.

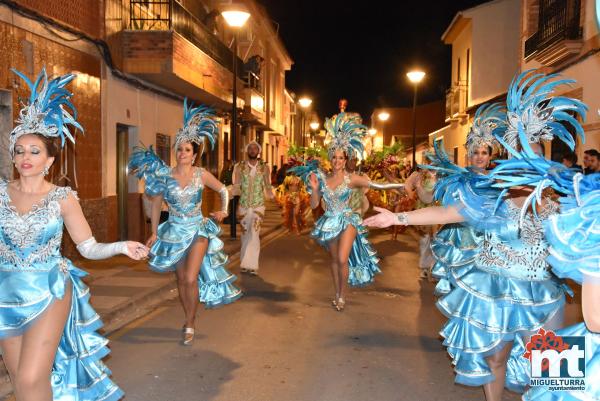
[258,0,490,124]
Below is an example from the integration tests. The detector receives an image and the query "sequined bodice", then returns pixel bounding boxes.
[319,171,353,215]
[477,198,560,280]
[161,168,204,217]
[0,181,73,268]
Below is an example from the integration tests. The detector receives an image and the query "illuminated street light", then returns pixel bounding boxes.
[406,70,426,84]
[221,10,251,27]
[298,97,313,108]
[368,128,377,136]
[310,121,320,130]
[378,111,390,121]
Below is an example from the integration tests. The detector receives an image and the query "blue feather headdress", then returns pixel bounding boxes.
[175,98,218,154]
[465,103,506,156]
[10,68,83,155]
[499,70,587,157]
[325,112,367,160]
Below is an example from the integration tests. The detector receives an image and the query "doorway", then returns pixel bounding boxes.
[0,90,12,180]
[116,124,139,240]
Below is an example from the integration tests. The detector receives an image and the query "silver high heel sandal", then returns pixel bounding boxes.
[182,327,195,346]
[335,297,345,311]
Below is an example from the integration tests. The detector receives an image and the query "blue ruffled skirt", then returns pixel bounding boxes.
[0,257,123,400]
[430,223,483,296]
[436,264,566,386]
[506,322,600,400]
[311,211,381,286]
[150,214,242,307]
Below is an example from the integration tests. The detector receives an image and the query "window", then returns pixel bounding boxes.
[453,146,459,164]
[156,133,171,164]
[456,57,461,84]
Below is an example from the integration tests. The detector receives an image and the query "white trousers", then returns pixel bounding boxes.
[239,205,265,271]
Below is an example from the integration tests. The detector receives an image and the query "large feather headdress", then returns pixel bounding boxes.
[465,103,505,156]
[325,112,367,160]
[175,99,218,154]
[500,70,587,156]
[10,68,83,155]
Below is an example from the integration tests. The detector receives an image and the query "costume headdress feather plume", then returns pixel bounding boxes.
[175,98,218,154]
[325,112,367,160]
[10,68,83,154]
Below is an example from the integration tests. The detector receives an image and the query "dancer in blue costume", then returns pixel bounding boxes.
[430,104,503,296]
[291,113,402,311]
[502,170,600,399]
[365,71,586,401]
[0,68,148,401]
[128,100,241,346]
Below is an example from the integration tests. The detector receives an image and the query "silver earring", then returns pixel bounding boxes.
[43,166,49,176]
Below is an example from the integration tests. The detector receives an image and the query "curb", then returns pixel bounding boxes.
[0,224,286,399]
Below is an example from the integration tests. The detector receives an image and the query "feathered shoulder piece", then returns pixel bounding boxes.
[128,145,170,180]
[500,70,587,157]
[465,102,505,156]
[175,98,218,153]
[10,68,83,154]
[325,112,367,160]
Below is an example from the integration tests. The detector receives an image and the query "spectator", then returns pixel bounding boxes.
[271,165,278,186]
[276,163,288,186]
[561,151,583,172]
[583,149,600,174]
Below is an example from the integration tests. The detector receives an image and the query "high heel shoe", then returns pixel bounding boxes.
[332,293,340,307]
[335,297,345,311]
[182,326,195,346]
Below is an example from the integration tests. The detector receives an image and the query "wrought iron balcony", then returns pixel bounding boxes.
[129,0,243,78]
[524,0,582,63]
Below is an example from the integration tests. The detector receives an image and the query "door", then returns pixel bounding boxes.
[116,124,129,240]
[0,90,12,180]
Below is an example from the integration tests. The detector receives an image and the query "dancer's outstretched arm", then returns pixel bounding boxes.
[583,272,600,332]
[349,174,404,190]
[202,170,229,223]
[308,173,321,209]
[61,192,148,260]
[364,206,464,228]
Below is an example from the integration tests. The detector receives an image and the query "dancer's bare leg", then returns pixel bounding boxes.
[328,239,341,302]
[175,237,209,328]
[10,284,72,401]
[483,342,512,401]
[337,225,357,301]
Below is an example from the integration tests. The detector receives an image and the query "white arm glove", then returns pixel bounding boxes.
[219,186,229,215]
[76,237,129,260]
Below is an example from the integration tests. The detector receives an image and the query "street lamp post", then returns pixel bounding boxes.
[222,7,250,239]
[367,128,377,154]
[407,70,425,172]
[377,111,389,151]
[298,97,312,148]
[309,121,319,146]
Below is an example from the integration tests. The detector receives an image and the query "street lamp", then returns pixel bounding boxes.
[367,128,377,154]
[407,70,425,172]
[298,97,312,147]
[309,121,319,131]
[222,6,251,239]
[377,111,389,150]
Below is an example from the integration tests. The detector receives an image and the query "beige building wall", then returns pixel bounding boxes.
[434,0,521,166]
[521,0,600,154]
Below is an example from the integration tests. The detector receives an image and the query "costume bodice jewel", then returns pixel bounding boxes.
[477,197,559,280]
[162,167,204,218]
[319,171,352,215]
[0,181,74,268]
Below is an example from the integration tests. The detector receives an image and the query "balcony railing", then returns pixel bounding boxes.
[524,0,582,58]
[445,85,467,121]
[129,0,244,78]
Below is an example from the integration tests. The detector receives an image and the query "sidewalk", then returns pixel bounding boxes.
[0,201,285,398]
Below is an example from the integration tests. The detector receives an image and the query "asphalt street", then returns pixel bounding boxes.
[105,229,521,401]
